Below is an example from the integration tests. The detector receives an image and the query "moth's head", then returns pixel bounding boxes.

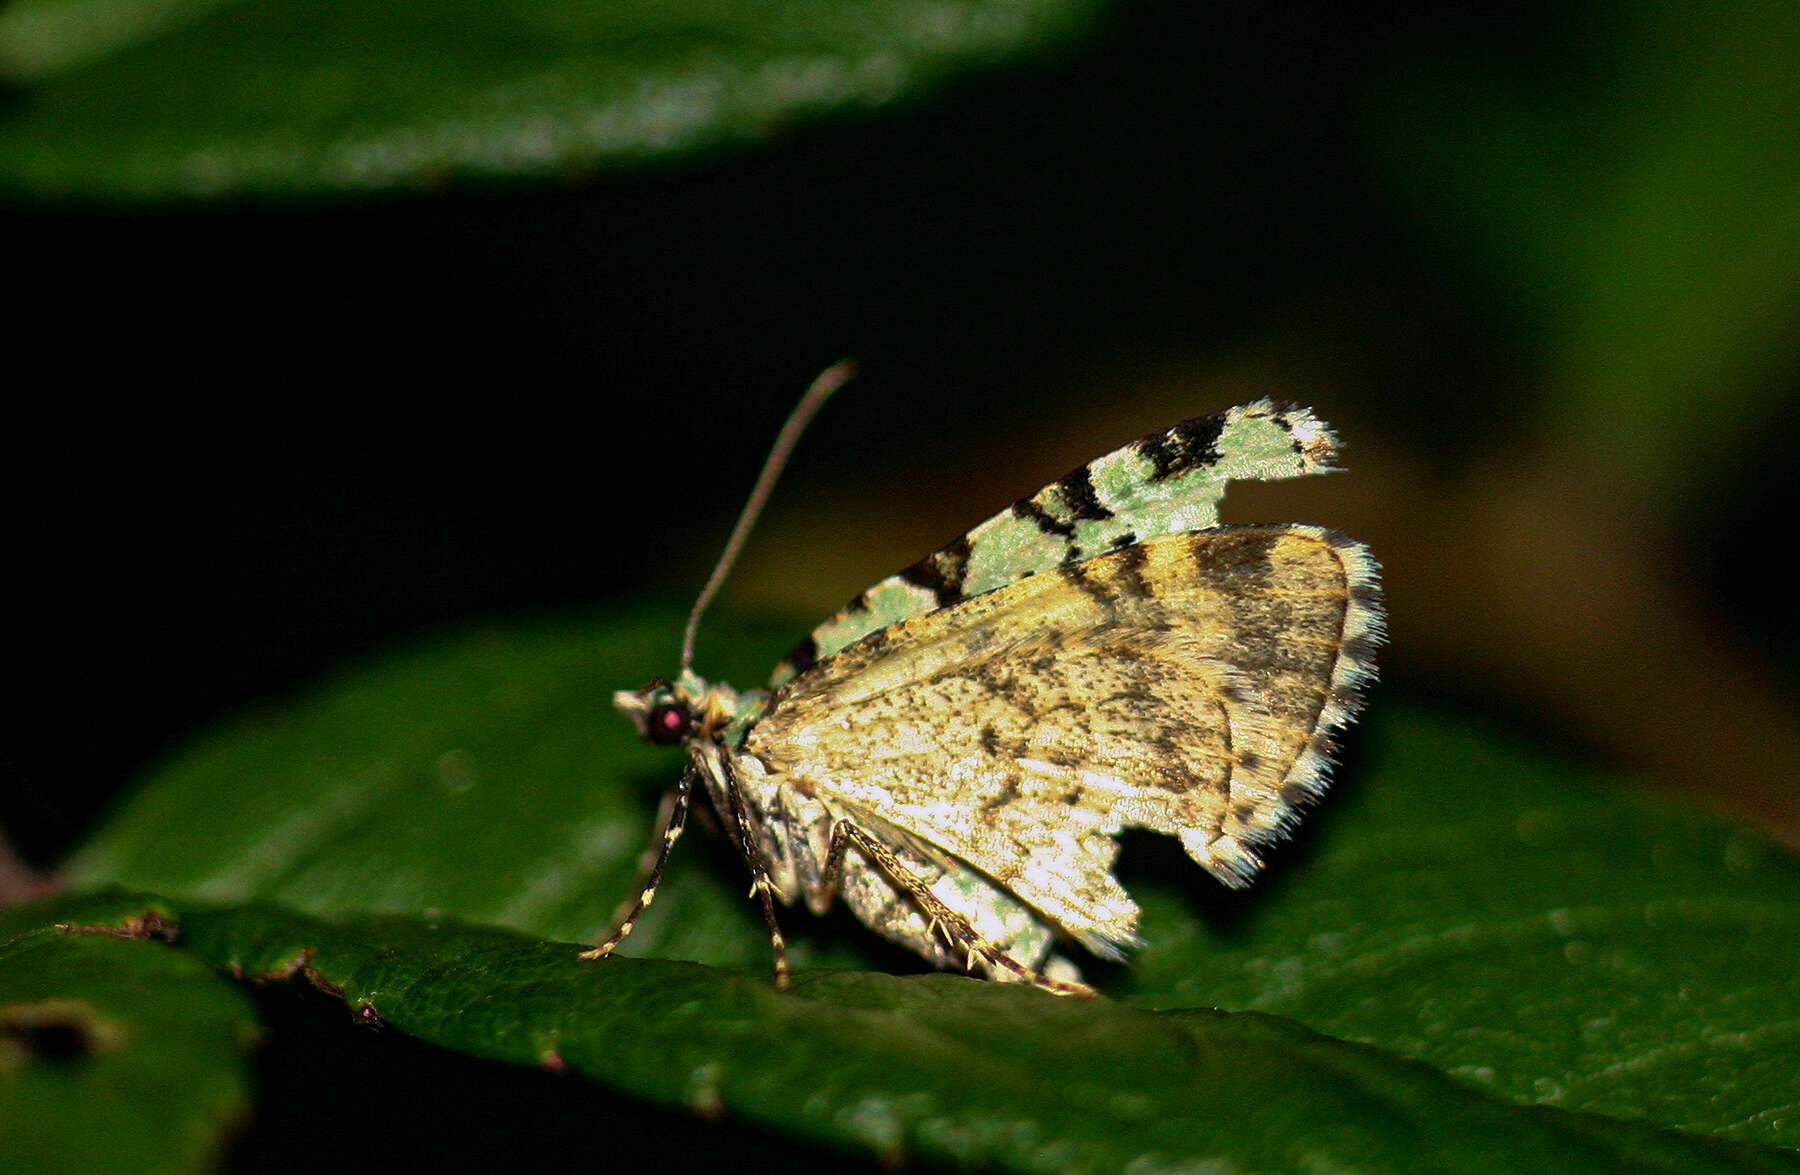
[613,677,696,746]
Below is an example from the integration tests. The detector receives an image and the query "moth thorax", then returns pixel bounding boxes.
[691,679,745,740]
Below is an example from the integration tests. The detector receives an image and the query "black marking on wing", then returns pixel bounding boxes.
[1191,526,1281,578]
[1136,413,1227,481]
[1112,541,1154,600]
[979,777,1023,814]
[1059,562,1115,608]
[781,635,819,677]
[898,533,972,608]
[1011,497,1076,539]
[1056,466,1114,522]
[1104,684,1158,708]
[1341,631,1381,667]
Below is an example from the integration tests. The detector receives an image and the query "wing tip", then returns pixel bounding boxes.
[1185,525,1386,881]
[1228,398,1343,475]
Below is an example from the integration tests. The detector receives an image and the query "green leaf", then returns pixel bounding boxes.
[66,614,811,973]
[1116,710,1800,1147]
[9,895,1791,1175]
[0,894,258,1175]
[61,608,1800,1169]
[0,0,1108,201]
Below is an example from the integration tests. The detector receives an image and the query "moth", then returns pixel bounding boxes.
[586,364,1383,994]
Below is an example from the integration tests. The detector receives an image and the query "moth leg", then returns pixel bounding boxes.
[718,754,792,991]
[821,819,1093,998]
[578,765,695,962]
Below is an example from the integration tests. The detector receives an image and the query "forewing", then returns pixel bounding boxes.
[742,524,1384,956]
[768,401,1342,687]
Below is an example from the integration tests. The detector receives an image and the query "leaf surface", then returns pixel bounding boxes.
[58,610,1800,1168]
[0,894,258,1175]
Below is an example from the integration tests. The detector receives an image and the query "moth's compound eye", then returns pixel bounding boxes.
[646,701,691,744]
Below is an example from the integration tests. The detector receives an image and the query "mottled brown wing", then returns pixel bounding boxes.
[741,524,1383,957]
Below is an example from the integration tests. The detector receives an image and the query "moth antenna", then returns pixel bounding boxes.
[681,360,858,670]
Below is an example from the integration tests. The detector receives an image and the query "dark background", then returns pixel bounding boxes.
[5,0,1797,876]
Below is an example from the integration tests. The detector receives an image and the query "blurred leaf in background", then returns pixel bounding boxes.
[1373,0,1800,487]
[0,0,1107,198]
[1358,0,1800,840]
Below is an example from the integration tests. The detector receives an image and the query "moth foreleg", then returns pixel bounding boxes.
[578,765,695,962]
[822,819,1093,998]
[718,753,792,991]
